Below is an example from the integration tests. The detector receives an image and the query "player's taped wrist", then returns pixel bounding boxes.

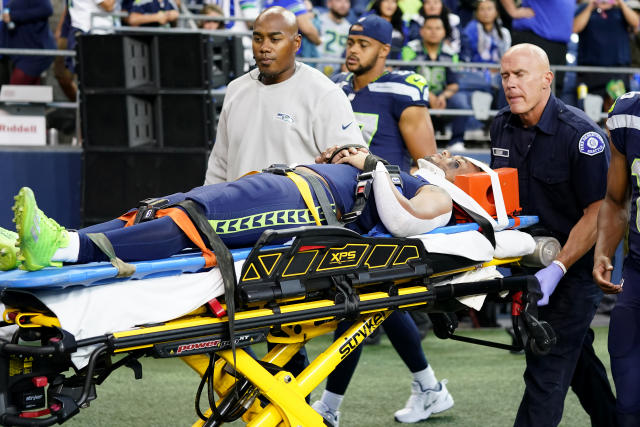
[372,162,450,237]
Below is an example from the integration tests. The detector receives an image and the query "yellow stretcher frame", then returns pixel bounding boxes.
[0,256,545,427]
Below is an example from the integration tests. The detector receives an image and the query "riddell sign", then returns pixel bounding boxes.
[0,115,46,146]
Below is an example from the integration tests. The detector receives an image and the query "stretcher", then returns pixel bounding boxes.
[0,217,555,427]
[0,167,556,426]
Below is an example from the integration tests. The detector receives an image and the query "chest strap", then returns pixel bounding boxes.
[262,164,339,226]
[342,154,403,224]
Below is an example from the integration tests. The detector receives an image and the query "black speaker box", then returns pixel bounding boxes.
[77,34,127,88]
[83,151,208,224]
[161,94,213,148]
[157,34,211,89]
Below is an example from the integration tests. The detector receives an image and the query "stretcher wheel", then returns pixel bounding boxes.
[527,321,555,356]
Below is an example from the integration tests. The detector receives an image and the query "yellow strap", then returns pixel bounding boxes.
[285,172,322,226]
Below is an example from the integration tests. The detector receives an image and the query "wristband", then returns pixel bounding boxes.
[552,259,567,275]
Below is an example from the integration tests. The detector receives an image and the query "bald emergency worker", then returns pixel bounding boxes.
[205,6,364,184]
[490,43,616,427]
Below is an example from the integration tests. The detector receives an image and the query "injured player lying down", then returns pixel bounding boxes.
[0,151,480,272]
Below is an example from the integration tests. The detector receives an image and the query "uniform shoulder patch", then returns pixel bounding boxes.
[404,73,427,92]
[578,131,605,156]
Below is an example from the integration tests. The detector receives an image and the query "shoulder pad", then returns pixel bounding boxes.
[609,91,640,117]
[386,71,428,92]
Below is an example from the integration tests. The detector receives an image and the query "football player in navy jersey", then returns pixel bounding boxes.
[594,91,640,427]
[332,14,437,173]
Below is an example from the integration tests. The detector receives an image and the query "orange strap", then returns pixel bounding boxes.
[118,211,137,227]
[117,208,217,268]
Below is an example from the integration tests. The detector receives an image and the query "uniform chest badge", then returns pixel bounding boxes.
[276,112,294,124]
[578,131,605,156]
[492,147,509,158]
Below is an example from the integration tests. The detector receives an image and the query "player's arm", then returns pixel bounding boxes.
[594,140,630,293]
[398,105,437,160]
[337,152,452,235]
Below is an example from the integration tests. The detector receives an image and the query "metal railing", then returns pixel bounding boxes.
[4,19,640,137]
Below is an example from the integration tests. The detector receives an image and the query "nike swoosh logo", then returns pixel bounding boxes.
[341,122,353,130]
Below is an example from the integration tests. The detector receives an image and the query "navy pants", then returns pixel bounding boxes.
[514,273,616,427]
[610,262,640,426]
[326,311,428,395]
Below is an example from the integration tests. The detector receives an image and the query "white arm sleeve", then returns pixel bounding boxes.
[313,88,366,153]
[372,163,451,237]
[204,108,229,185]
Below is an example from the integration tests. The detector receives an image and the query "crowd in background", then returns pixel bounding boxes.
[2,0,640,149]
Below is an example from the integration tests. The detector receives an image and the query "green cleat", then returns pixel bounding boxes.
[0,227,19,271]
[12,187,69,271]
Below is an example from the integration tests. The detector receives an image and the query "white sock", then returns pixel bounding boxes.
[320,390,344,413]
[52,231,79,263]
[413,365,438,390]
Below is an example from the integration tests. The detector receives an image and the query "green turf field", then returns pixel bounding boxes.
[64,325,612,426]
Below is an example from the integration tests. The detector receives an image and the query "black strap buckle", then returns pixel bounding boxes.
[262,164,294,175]
[384,165,403,189]
[133,198,170,224]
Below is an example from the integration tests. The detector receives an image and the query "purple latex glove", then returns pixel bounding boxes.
[535,262,565,306]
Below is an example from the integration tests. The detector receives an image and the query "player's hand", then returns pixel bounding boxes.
[593,255,623,294]
[511,7,535,19]
[315,145,368,164]
[535,262,564,306]
[336,151,368,170]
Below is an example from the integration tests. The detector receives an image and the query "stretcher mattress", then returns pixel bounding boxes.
[0,220,536,344]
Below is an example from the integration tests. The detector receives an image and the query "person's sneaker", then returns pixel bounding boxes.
[312,400,340,427]
[394,380,454,423]
[0,227,19,271]
[12,187,68,271]
[446,141,466,152]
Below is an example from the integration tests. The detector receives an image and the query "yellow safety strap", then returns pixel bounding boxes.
[285,172,322,226]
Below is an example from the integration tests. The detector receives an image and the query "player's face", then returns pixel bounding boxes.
[500,48,552,118]
[475,0,497,26]
[252,13,301,84]
[379,0,398,18]
[423,0,443,16]
[329,0,351,18]
[345,34,384,75]
[423,151,480,182]
[420,18,445,45]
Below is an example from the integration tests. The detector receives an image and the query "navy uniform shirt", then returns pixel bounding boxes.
[332,71,430,173]
[490,94,609,274]
[607,92,640,268]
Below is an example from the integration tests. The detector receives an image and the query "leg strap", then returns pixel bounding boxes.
[85,232,136,278]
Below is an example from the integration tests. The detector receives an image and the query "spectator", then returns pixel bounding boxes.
[461,0,510,108]
[202,0,258,32]
[573,0,639,112]
[499,0,571,93]
[403,15,469,151]
[461,0,510,63]
[200,3,224,29]
[317,0,351,76]
[128,0,180,27]
[263,0,323,48]
[407,0,461,53]
[2,0,56,85]
[492,43,616,427]
[52,7,77,101]
[67,0,117,73]
[298,0,321,57]
[369,0,408,59]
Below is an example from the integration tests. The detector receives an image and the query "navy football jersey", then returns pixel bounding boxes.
[332,71,430,172]
[607,91,640,266]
